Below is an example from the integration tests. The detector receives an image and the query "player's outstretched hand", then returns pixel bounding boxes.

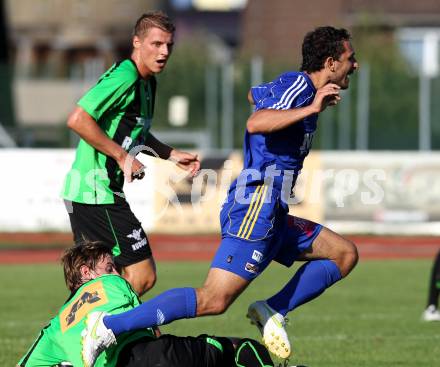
[169,150,201,177]
[311,83,341,113]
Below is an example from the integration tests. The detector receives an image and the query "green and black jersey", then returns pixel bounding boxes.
[18,274,155,367]
[62,59,156,205]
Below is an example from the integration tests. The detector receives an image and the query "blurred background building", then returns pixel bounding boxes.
[1,0,440,150]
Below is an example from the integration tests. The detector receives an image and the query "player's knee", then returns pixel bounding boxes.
[210,296,231,315]
[125,271,157,296]
[140,272,157,294]
[337,239,358,277]
[142,272,157,293]
[196,288,231,315]
[207,298,229,315]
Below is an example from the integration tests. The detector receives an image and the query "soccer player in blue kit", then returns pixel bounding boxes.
[82,26,360,365]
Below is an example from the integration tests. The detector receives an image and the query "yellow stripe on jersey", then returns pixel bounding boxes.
[236,185,263,238]
[244,185,269,240]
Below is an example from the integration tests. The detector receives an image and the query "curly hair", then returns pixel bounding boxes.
[301,26,351,73]
[61,240,113,292]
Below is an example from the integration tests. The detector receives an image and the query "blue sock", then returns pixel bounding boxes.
[267,260,342,316]
[103,287,197,336]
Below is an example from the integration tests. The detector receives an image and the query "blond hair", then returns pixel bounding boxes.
[133,11,175,38]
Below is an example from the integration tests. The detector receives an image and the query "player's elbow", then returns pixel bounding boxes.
[67,107,91,133]
[247,90,255,105]
[246,116,260,134]
[246,110,271,134]
[67,109,81,131]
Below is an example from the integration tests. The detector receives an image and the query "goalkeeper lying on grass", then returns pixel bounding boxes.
[18,240,274,367]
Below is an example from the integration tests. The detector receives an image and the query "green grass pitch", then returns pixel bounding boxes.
[2,259,439,366]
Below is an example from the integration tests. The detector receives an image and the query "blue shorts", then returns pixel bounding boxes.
[211,185,322,280]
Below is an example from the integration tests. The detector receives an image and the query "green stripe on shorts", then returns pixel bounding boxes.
[105,209,121,257]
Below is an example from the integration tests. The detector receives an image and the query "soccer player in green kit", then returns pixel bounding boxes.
[18,242,152,367]
[17,242,275,367]
[62,11,200,296]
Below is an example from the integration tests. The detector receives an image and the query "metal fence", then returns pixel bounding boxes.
[2,49,440,151]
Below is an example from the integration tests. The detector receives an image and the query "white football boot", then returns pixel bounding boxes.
[422,305,440,321]
[81,311,117,367]
[247,300,291,359]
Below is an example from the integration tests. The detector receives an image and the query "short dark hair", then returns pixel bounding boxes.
[133,11,175,38]
[301,26,351,73]
[61,240,113,292]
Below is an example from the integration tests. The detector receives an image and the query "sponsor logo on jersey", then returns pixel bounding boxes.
[121,136,133,150]
[127,228,148,251]
[60,281,108,333]
[127,228,143,241]
[244,262,259,274]
[252,250,263,263]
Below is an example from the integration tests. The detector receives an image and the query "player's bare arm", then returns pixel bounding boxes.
[144,133,200,177]
[246,83,341,134]
[67,106,144,182]
[247,106,317,134]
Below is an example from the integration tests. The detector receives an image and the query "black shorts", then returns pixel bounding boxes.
[65,200,152,267]
[117,335,234,367]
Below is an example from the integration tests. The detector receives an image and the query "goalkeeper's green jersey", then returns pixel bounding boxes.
[18,274,155,367]
[62,59,156,205]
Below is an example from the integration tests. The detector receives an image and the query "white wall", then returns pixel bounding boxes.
[0,149,439,235]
